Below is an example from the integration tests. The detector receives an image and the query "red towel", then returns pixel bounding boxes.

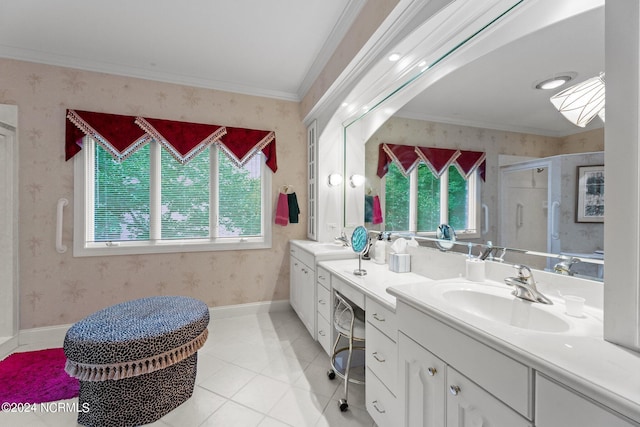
[372,195,383,224]
[275,193,289,225]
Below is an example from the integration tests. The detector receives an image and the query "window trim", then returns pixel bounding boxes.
[383,165,480,238]
[73,137,272,257]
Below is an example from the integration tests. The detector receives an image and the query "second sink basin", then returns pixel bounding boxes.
[439,286,570,333]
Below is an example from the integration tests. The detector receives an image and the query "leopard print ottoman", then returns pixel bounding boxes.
[63,296,209,427]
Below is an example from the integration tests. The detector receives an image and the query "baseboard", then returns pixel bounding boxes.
[11,300,293,351]
[209,299,292,319]
[0,335,19,359]
[19,323,72,347]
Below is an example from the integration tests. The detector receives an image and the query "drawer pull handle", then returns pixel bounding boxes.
[319,275,326,280]
[318,330,325,336]
[449,385,461,396]
[318,299,326,305]
[372,400,386,414]
[427,367,437,376]
[372,352,386,363]
[372,313,385,322]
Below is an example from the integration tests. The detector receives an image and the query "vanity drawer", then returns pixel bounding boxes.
[366,368,397,427]
[366,297,397,341]
[317,313,332,355]
[290,245,314,269]
[397,301,533,419]
[366,321,397,394]
[317,283,331,321]
[332,275,365,309]
[317,266,330,289]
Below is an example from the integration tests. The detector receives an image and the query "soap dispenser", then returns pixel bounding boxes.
[374,233,386,264]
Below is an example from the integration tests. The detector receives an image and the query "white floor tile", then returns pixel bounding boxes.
[293,362,341,398]
[199,361,258,398]
[257,416,292,427]
[231,375,290,414]
[160,386,226,427]
[199,400,264,427]
[268,387,331,427]
[316,403,375,427]
[260,354,310,384]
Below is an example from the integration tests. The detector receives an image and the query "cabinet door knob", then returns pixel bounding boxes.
[372,313,385,322]
[427,367,437,376]
[372,352,386,363]
[318,330,325,336]
[372,400,386,414]
[449,385,461,396]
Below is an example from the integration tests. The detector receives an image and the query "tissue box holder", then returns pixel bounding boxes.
[389,253,411,273]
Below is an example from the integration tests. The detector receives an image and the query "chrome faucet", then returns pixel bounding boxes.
[504,264,553,305]
[554,256,580,276]
[335,231,350,247]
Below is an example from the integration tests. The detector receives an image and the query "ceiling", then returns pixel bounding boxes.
[0,0,362,101]
[396,4,605,138]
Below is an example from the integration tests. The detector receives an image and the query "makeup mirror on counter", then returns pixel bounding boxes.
[343,1,605,280]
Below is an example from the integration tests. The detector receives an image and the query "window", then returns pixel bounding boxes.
[74,137,271,256]
[384,162,478,236]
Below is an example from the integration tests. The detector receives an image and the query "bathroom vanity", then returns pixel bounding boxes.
[288,240,355,341]
[312,251,640,427]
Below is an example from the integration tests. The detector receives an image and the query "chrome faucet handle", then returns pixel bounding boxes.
[513,264,533,282]
[506,264,553,305]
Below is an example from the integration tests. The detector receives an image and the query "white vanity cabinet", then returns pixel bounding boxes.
[365,296,399,426]
[289,241,356,343]
[398,332,446,427]
[535,374,639,427]
[397,300,533,427]
[316,266,332,354]
[289,245,315,336]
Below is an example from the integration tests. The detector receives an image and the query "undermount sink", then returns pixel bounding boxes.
[440,287,570,333]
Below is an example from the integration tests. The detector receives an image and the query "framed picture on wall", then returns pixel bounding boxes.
[576,165,604,223]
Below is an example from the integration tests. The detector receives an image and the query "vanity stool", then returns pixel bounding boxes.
[327,291,366,412]
[63,296,209,427]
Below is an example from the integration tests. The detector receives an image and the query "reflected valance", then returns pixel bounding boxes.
[377,143,485,181]
[65,109,277,172]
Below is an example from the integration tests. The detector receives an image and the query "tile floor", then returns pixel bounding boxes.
[1,309,376,427]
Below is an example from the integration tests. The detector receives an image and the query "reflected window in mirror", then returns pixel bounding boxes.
[384,162,478,234]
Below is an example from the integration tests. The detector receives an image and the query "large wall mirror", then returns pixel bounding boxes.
[344,1,605,280]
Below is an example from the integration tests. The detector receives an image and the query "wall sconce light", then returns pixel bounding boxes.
[328,173,343,187]
[350,174,366,188]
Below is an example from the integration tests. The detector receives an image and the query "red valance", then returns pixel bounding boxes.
[135,117,226,164]
[65,109,278,172]
[415,147,460,177]
[455,150,486,180]
[377,143,420,177]
[377,143,485,181]
[66,110,150,162]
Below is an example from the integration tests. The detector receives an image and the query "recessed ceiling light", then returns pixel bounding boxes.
[534,73,576,90]
[388,53,401,62]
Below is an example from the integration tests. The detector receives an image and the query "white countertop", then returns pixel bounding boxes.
[290,239,356,258]
[317,258,432,311]
[388,278,640,424]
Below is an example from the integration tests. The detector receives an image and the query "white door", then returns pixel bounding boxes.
[0,120,18,357]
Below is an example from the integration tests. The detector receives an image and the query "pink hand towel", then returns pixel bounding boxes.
[275,193,289,225]
[372,195,383,224]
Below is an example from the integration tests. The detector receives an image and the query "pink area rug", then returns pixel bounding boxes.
[0,348,79,404]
